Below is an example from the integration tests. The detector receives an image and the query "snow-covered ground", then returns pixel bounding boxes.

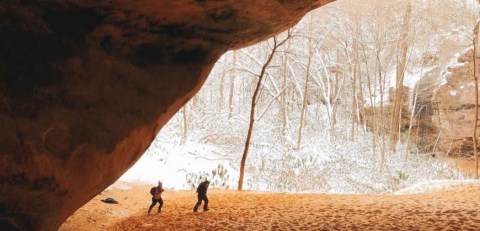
[394,180,480,194]
[118,122,468,194]
[119,140,471,194]
[119,141,237,190]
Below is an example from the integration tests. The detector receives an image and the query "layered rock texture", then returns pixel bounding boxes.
[432,48,479,155]
[0,0,334,230]
[433,49,477,139]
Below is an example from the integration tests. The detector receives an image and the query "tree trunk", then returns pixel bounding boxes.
[351,69,357,141]
[238,34,290,190]
[181,106,188,144]
[228,51,237,120]
[346,39,360,141]
[281,55,288,135]
[331,50,342,139]
[296,52,312,150]
[473,21,479,179]
[361,42,377,157]
[405,83,419,153]
[219,54,227,108]
[389,3,411,151]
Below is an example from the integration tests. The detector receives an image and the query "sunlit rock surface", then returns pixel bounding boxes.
[432,48,479,154]
[0,0,334,230]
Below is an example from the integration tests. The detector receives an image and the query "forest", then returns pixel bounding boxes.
[121,0,480,194]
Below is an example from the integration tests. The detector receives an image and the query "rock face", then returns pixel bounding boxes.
[432,48,479,155]
[0,0,333,230]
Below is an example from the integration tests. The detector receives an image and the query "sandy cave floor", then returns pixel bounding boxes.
[59,182,480,231]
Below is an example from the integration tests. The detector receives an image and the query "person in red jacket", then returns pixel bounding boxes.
[193,180,210,212]
[148,181,165,214]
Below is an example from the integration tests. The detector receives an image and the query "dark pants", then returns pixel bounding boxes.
[193,194,208,212]
[148,197,163,214]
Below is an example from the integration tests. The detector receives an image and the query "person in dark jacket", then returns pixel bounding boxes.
[148,181,165,214]
[193,180,210,212]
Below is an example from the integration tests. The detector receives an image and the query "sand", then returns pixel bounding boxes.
[59,181,480,231]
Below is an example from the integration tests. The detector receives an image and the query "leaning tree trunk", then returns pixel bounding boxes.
[238,34,290,190]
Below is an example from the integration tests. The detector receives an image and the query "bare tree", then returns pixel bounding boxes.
[389,3,412,151]
[181,106,188,144]
[473,20,479,179]
[228,51,237,120]
[281,53,289,135]
[238,33,291,191]
[296,41,313,150]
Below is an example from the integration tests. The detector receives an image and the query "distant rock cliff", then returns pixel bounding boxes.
[432,48,479,156]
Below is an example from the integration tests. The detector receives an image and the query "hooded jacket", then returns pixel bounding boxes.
[196,181,209,196]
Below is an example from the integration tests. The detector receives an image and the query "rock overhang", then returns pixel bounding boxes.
[0,1,334,230]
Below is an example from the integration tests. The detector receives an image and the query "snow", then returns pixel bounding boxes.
[117,45,469,194]
[402,67,436,89]
[117,0,476,194]
[110,182,133,191]
[394,180,480,195]
[439,48,471,86]
[118,112,466,194]
[119,141,237,190]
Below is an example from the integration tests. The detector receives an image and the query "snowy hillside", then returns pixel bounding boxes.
[119,0,478,194]
[119,111,465,194]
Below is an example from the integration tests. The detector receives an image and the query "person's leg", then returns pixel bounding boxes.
[158,198,163,213]
[203,196,209,211]
[148,197,157,214]
[193,195,202,212]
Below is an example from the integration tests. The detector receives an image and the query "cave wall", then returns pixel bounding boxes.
[0,0,334,230]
